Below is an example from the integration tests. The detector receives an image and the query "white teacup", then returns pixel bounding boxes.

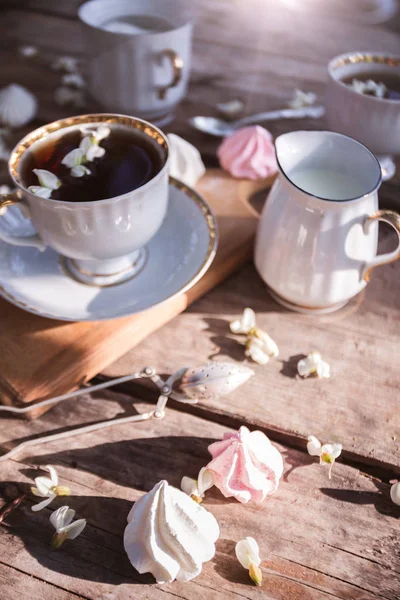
[0,114,169,287]
[325,52,400,180]
[79,0,193,125]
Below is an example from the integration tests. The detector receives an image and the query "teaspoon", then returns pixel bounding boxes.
[188,105,325,137]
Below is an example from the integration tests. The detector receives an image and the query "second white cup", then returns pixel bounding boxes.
[79,0,193,125]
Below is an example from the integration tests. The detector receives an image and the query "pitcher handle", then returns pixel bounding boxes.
[0,190,46,251]
[157,49,184,100]
[362,210,400,282]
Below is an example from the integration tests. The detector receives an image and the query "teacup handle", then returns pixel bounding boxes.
[157,49,184,100]
[0,191,46,251]
[362,210,400,282]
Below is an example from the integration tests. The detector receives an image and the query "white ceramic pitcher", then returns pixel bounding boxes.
[254,130,400,313]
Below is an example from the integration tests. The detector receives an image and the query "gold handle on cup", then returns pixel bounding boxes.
[363,210,400,282]
[0,190,46,251]
[158,49,184,100]
[0,190,19,214]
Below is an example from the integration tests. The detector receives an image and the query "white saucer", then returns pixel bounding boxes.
[0,179,218,321]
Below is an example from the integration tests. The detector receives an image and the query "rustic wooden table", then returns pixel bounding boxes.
[1,1,400,599]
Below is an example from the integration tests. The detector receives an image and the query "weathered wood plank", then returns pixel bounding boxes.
[0,394,399,599]
[0,562,85,600]
[104,230,400,474]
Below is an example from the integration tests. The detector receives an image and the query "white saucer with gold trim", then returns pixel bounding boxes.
[0,179,218,321]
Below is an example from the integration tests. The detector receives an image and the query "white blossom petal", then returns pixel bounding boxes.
[390,481,400,506]
[255,329,279,357]
[245,338,270,365]
[33,476,54,496]
[28,185,52,199]
[51,56,79,73]
[33,169,61,190]
[54,86,86,108]
[298,351,330,378]
[94,126,110,141]
[288,89,316,109]
[86,144,105,161]
[79,136,92,153]
[180,476,198,497]
[50,506,75,532]
[61,73,86,89]
[18,45,38,57]
[321,443,342,460]
[45,465,59,486]
[62,519,87,539]
[230,308,256,334]
[71,165,91,178]
[31,494,56,512]
[235,537,261,570]
[316,361,330,379]
[307,435,322,457]
[197,468,214,496]
[62,148,85,169]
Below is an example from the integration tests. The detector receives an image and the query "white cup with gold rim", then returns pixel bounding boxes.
[0,113,169,287]
[79,0,193,126]
[325,52,400,181]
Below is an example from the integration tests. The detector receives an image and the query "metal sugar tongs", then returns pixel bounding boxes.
[0,361,254,462]
[0,366,192,463]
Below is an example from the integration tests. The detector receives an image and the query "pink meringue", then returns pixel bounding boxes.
[206,426,283,503]
[217,126,278,180]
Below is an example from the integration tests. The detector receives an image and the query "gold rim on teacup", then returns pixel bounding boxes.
[328,52,400,104]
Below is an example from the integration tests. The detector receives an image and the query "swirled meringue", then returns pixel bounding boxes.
[206,426,283,503]
[0,84,37,128]
[124,480,220,583]
[217,126,277,180]
[167,133,206,187]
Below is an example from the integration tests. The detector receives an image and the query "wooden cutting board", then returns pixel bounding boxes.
[0,169,273,419]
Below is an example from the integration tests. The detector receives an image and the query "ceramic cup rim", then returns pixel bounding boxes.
[78,0,193,35]
[275,130,382,203]
[328,51,400,106]
[8,113,169,207]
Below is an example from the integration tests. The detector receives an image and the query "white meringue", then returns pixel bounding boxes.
[167,133,206,187]
[0,84,37,128]
[180,362,254,400]
[124,480,220,583]
[390,481,400,506]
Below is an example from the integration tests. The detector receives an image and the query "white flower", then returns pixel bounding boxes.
[288,89,317,109]
[28,169,61,199]
[61,148,91,178]
[54,86,86,108]
[79,130,108,162]
[235,537,262,586]
[307,435,322,457]
[31,465,70,512]
[61,73,86,89]
[51,56,79,73]
[230,307,256,334]
[50,505,86,549]
[245,329,279,365]
[71,165,91,178]
[348,78,387,99]
[297,351,330,378]
[307,436,342,479]
[18,45,38,58]
[390,481,400,506]
[181,467,214,503]
[230,308,279,365]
